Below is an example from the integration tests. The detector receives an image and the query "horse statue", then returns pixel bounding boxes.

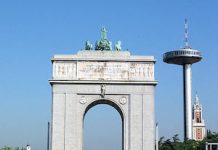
[115,41,122,51]
[85,40,93,50]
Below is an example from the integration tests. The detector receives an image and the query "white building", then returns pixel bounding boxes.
[192,94,206,141]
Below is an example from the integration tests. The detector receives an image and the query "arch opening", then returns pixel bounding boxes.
[83,99,124,150]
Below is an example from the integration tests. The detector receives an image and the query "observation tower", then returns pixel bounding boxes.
[163,19,202,140]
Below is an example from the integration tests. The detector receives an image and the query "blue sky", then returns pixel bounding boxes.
[0,0,218,149]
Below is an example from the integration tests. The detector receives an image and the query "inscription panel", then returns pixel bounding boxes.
[53,61,154,81]
[53,62,77,79]
[77,62,129,80]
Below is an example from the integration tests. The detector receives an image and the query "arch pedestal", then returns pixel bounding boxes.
[50,51,157,150]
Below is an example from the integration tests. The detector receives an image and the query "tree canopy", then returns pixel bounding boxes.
[0,146,26,150]
[158,130,218,150]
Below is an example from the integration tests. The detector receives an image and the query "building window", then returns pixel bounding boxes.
[196,128,202,140]
[196,112,201,123]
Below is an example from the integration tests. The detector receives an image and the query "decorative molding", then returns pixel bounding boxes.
[79,96,87,104]
[119,96,127,105]
[53,61,154,81]
[53,62,76,79]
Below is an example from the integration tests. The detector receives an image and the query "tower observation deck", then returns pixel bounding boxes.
[163,48,202,65]
[163,20,202,140]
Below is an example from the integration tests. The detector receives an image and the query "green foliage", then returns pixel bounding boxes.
[158,131,218,150]
[14,147,19,150]
[206,130,218,143]
[0,146,24,150]
[3,145,12,150]
[159,136,205,150]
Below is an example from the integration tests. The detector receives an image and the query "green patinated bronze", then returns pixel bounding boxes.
[84,27,123,51]
[85,40,93,50]
[114,40,122,51]
[101,27,107,40]
[95,27,112,51]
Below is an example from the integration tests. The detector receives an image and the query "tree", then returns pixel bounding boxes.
[3,145,12,150]
[0,146,23,150]
[172,134,180,143]
[183,139,200,150]
[159,136,165,146]
[159,138,173,150]
[158,134,206,150]
[206,130,218,142]
[14,147,19,150]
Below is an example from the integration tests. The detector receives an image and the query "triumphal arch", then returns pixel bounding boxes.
[50,28,157,150]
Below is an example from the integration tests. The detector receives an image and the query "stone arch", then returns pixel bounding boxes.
[83,98,124,150]
[83,98,124,121]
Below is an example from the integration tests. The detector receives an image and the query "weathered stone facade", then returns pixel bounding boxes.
[50,51,157,150]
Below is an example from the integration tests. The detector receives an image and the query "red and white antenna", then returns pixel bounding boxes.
[185,18,189,48]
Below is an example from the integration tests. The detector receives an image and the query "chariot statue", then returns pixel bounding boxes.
[95,27,112,51]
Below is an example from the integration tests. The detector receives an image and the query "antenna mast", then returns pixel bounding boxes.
[185,18,189,48]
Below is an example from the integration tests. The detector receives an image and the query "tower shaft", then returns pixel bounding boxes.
[47,122,50,150]
[163,19,202,141]
[155,123,159,150]
[183,64,192,140]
